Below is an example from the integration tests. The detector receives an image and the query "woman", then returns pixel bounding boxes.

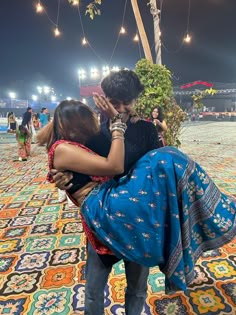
[38,98,235,293]
[7,112,17,133]
[32,113,40,130]
[151,107,167,147]
[16,124,31,161]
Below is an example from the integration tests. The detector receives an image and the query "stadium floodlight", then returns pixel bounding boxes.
[90,68,99,79]
[102,66,110,77]
[112,66,120,72]
[37,86,42,94]
[43,86,50,94]
[9,92,16,99]
[78,69,86,80]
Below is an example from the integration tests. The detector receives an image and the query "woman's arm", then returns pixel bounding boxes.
[53,137,124,176]
[158,119,167,132]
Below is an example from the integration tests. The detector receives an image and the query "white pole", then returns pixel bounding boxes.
[150,0,162,65]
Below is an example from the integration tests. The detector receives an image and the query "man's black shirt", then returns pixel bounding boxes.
[87,118,159,176]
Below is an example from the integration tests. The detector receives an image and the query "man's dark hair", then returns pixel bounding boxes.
[27,107,32,111]
[41,107,46,112]
[101,70,144,105]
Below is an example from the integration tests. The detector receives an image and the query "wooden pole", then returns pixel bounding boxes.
[131,0,153,63]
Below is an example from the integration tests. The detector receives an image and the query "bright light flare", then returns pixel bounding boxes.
[68,0,80,6]
[54,27,61,37]
[133,34,139,42]
[82,37,87,45]
[78,69,86,80]
[9,92,16,99]
[184,33,192,43]
[102,66,110,76]
[90,68,99,79]
[120,26,126,34]
[112,66,120,72]
[36,2,43,13]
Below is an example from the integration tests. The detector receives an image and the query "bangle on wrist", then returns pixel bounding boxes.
[112,135,124,141]
[111,130,125,136]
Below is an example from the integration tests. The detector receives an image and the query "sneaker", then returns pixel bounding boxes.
[67,197,75,208]
[58,189,67,202]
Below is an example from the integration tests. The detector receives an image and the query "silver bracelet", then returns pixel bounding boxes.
[112,136,125,141]
[111,127,126,133]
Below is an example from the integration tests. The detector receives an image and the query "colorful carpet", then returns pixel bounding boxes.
[0,122,235,315]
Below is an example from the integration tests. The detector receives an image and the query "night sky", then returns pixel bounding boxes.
[0,0,236,99]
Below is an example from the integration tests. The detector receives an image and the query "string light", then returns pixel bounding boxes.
[36,2,43,13]
[184,33,192,43]
[68,0,80,5]
[120,26,126,34]
[54,27,61,37]
[133,34,139,42]
[82,37,87,45]
[184,0,192,44]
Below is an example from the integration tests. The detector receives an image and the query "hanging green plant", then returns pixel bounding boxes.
[135,59,187,147]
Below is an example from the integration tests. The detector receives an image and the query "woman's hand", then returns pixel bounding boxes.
[93,93,118,119]
[153,119,160,126]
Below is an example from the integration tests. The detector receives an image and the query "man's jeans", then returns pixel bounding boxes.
[84,242,149,315]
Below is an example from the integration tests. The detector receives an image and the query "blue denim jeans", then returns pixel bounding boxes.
[84,242,149,315]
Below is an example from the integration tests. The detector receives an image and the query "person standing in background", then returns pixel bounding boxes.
[22,107,32,130]
[16,125,31,161]
[151,106,167,147]
[7,112,17,133]
[39,107,49,128]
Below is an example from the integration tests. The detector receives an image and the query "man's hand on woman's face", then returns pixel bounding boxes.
[50,169,73,190]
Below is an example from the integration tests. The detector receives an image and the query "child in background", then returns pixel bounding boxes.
[16,125,31,161]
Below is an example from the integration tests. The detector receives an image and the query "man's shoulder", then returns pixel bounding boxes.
[128,119,155,131]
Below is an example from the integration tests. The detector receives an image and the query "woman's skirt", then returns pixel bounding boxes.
[18,141,31,159]
[81,146,236,292]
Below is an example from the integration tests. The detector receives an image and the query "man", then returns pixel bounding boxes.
[22,107,32,129]
[39,107,49,128]
[53,70,160,315]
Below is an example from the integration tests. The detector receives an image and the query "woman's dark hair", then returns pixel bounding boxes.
[101,70,144,105]
[151,106,164,122]
[37,100,99,151]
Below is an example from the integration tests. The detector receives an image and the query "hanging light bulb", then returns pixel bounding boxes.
[82,37,87,45]
[68,0,80,5]
[184,33,192,43]
[54,27,61,37]
[120,26,126,34]
[36,2,43,13]
[133,34,139,42]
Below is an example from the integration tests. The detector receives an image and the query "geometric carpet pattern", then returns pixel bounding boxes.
[0,121,235,314]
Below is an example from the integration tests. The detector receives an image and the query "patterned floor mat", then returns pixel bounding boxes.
[0,122,235,314]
